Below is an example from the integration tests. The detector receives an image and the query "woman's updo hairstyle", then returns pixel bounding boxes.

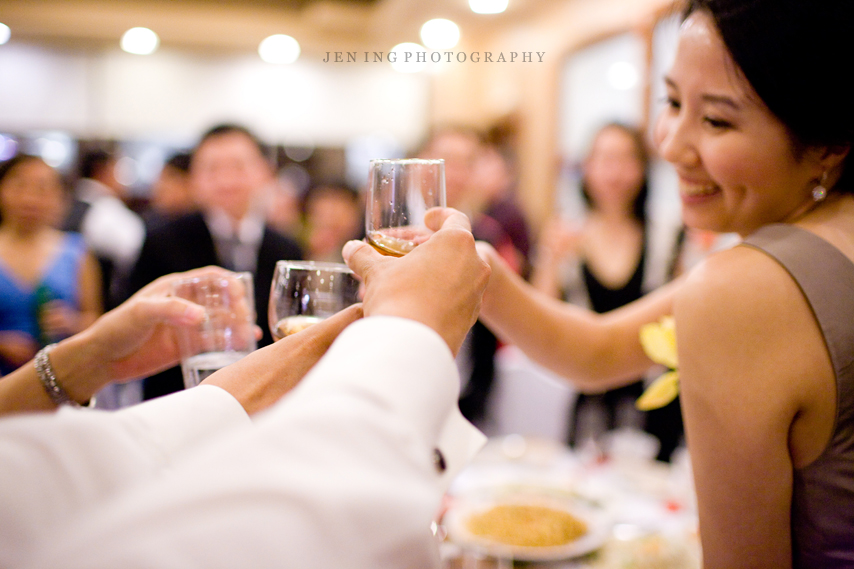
[684,0,854,193]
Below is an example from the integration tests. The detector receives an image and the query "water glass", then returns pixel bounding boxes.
[173,271,257,388]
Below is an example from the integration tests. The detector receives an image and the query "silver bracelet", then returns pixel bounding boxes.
[34,344,81,407]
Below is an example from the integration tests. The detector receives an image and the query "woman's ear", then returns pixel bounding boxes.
[818,144,850,173]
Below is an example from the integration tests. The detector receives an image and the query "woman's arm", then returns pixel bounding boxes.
[675,248,834,568]
[478,242,678,390]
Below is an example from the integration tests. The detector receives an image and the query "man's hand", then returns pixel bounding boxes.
[343,208,490,356]
[202,304,363,415]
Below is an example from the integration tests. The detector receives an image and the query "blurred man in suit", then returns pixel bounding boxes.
[130,124,303,400]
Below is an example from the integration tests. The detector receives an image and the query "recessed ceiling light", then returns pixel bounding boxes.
[121,27,159,55]
[420,19,460,50]
[469,0,509,15]
[259,34,301,64]
[389,42,428,74]
[0,23,11,45]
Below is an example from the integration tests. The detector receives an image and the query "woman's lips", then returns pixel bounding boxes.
[678,177,720,201]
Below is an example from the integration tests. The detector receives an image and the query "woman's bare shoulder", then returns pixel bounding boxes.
[674,241,828,407]
[676,244,800,318]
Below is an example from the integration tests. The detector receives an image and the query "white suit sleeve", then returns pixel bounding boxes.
[0,385,250,568]
[22,317,486,569]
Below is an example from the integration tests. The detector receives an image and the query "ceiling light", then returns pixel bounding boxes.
[0,23,11,45]
[420,19,460,50]
[469,0,508,15]
[121,27,159,55]
[389,42,428,74]
[607,61,639,90]
[259,34,300,64]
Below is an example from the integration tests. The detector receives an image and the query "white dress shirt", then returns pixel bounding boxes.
[204,207,266,273]
[77,178,146,272]
[0,317,485,569]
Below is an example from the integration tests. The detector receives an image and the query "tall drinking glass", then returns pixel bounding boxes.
[268,260,360,341]
[366,159,446,257]
[173,271,257,388]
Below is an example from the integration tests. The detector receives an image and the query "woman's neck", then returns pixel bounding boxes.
[590,205,640,227]
[0,223,52,243]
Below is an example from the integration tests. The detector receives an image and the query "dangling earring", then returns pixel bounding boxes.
[812,172,828,202]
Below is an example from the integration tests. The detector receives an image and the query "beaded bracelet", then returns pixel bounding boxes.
[34,344,82,407]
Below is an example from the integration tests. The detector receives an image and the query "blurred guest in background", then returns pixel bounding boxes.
[0,154,102,376]
[266,168,304,240]
[417,126,530,426]
[531,122,684,461]
[63,148,145,311]
[130,124,303,400]
[470,142,531,277]
[142,152,195,233]
[300,183,363,263]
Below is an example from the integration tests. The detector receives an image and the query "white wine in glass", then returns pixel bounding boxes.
[366,159,446,256]
[268,261,360,341]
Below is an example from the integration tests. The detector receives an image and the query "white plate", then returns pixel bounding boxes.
[444,491,611,561]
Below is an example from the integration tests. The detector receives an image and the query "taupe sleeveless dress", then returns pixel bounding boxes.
[742,224,854,568]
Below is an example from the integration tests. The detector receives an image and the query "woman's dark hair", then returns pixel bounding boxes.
[0,154,52,224]
[580,122,650,223]
[0,154,46,187]
[684,0,854,194]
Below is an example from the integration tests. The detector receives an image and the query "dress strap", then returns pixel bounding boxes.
[741,224,854,427]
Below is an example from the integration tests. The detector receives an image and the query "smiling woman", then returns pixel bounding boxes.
[476,0,854,567]
[653,11,847,237]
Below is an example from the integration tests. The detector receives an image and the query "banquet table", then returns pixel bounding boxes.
[439,434,701,569]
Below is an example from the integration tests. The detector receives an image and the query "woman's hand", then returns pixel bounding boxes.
[48,267,235,401]
[0,331,39,370]
[539,218,584,262]
[38,301,83,340]
[343,208,490,356]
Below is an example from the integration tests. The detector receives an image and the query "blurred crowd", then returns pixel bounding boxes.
[0,118,728,460]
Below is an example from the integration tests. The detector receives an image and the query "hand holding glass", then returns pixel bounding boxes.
[173,271,257,388]
[366,159,446,256]
[268,261,360,341]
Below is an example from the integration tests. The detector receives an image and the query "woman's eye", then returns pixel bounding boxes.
[705,117,733,130]
[663,96,681,110]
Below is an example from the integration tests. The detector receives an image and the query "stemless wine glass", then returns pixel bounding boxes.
[366,158,446,256]
[268,260,360,341]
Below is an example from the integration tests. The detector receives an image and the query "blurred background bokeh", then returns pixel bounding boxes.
[0,0,679,234]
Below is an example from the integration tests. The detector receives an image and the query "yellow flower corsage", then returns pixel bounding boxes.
[635,315,679,411]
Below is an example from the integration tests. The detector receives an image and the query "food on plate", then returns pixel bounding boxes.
[466,504,587,547]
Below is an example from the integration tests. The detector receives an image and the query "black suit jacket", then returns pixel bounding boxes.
[129,211,303,399]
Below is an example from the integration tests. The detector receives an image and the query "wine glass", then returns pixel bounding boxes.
[366,158,446,256]
[268,260,360,341]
